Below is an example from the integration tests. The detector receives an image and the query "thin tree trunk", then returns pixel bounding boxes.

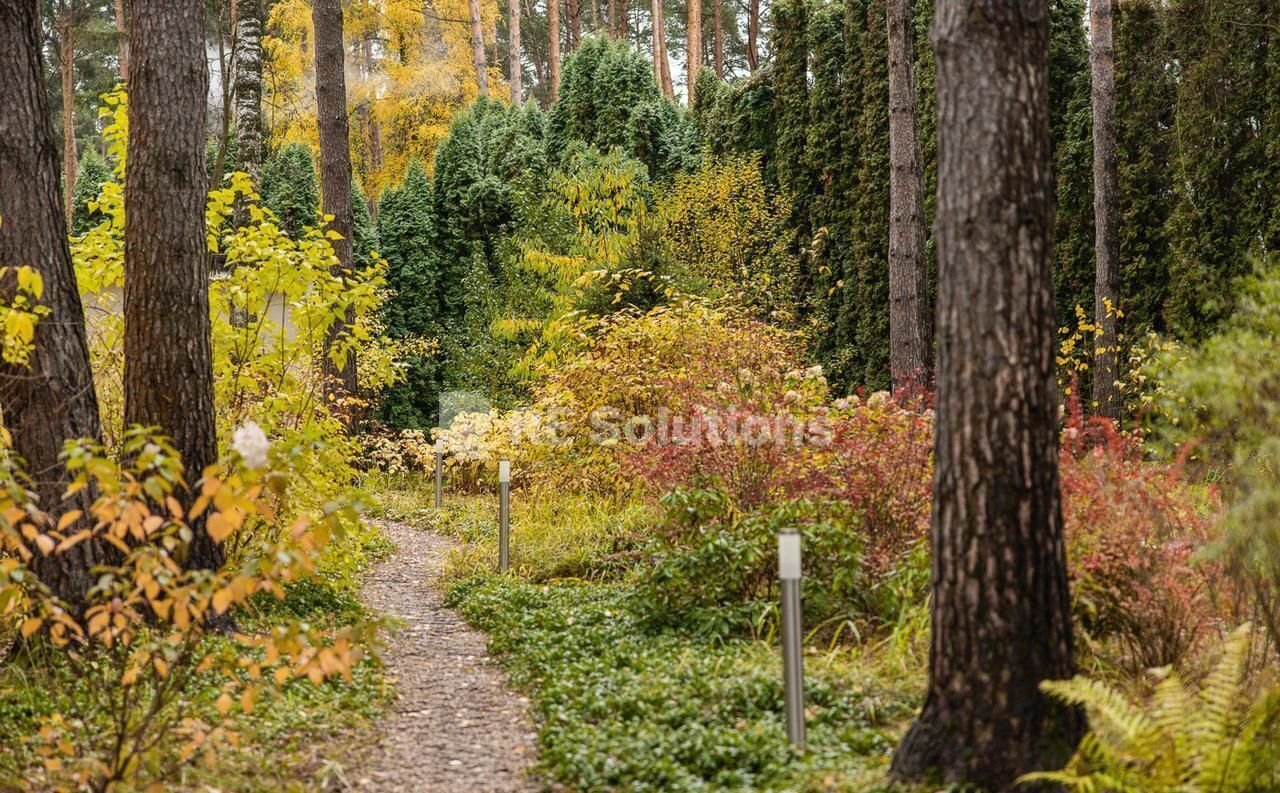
[233,0,265,180]
[889,0,1084,789]
[747,0,759,71]
[549,0,561,101]
[712,0,722,77]
[361,36,383,217]
[1090,0,1120,422]
[887,0,931,390]
[687,0,701,101]
[114,0,128,81]
[608,0,616,35]
[0,0,105,608]
[468,0,489,96]
[618,0,627,39]
[566,0,580,47]
[311,0,359,420]
[650,0,663,87]
[212,24,232,188]
[59,0,78,225]
[508,0,521,103]
[125,0,224,573]
[656,0,673,97]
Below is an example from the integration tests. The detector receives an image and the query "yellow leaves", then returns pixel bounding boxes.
[21,617,42,639]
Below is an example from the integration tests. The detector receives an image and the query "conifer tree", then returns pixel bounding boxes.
[261,143,320,238]
[70,145,113,235]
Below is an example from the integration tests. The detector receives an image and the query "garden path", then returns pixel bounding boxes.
[352,520,540,792]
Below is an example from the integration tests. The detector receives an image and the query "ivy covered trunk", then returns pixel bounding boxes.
[0,0,105,607]
[124,0,224,573]
[232,0,266,180]
[889,0,1084,789]
[312,0,360,417]
[886,0,931,390]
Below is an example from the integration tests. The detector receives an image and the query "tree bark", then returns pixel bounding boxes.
[650,0,663,88]
[0,0,105,608]
[114,0,128,81]
[886,0,931,390]
[59,0,78,225]
[124,0,224,572]
[712,0,722,78]
[656,0,673,97]
[889,0,1084,789]
[508,0,522,103]
[549,0,560,101]
[233,0,265,180]
[468,0,489,96]
[746,0,759,71]
[566,0,580,48]
[311,0,359,418]
[1090,0,1120,423]
[618,0,628,39]
[686,0,701,101]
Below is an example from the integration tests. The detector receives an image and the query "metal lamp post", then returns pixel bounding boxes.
[778,530,805,750]
[434,438,444,509]
[498,459,511,572]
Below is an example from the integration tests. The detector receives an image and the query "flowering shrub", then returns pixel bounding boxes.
[0,427,378,790]
[1059,409,1226,671]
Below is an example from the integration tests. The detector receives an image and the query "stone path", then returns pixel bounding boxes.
[353,520,541,792]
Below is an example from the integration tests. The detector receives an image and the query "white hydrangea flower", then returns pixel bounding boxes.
[232,420,270,470]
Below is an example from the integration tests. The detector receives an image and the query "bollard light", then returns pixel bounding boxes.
[778,530,805,750]
[434,438,444,509]
[498,459,511,572]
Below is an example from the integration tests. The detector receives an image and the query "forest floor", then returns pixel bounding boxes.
[351,519,541,792]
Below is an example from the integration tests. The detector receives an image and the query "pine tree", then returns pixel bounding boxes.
[1165,0,1270,337]
[849,0,891,390]
[261,143,320,238]
[1115,0,1175,334]
[70,145,113,234]
[377,160,439,428]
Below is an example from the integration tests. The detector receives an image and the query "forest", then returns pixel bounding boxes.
[2,0,1280,791]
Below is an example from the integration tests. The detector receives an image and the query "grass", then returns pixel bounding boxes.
[446,575,926,792]
[367,471,658,582]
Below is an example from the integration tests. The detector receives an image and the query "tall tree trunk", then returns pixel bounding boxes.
[686,0,701,101]
[125,0,224,573]
[0,0,105,608]
[618,0,627,39]
[747,0,759,71]
[211,24,233,189]
[655,0,673,97]
[233,0,265,180]
[59,1,78,225]
[712,0,722,78]
[607,0,616,35]
[886,0,931,390]
[650,0,663,87]
[889,0,1084,789]
[361,36,383,217]
[1090,0,1120,422]
[508,0,522,103]
[549,0,560,101]
[566,0,580,47]
[468,0,489,96]
[311,0,359,418]
[114,0,128,81]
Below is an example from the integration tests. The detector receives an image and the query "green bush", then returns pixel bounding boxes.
[638,490,870,640]
[446,576,918,792]
[261,142,319,237]
[70,146,114,235]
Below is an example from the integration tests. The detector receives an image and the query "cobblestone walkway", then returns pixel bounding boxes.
[354,520,540,792]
